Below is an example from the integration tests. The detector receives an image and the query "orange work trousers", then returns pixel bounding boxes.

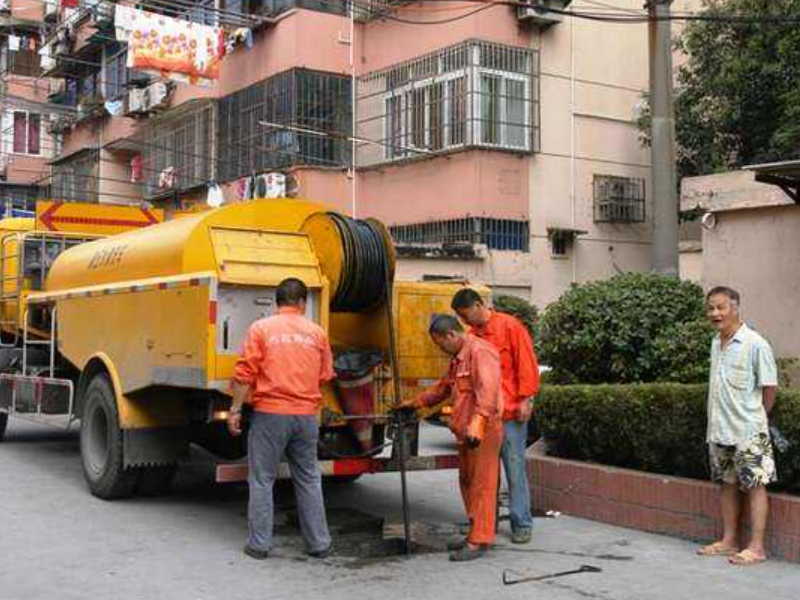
[458,420,503,546]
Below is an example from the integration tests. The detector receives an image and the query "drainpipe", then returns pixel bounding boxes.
[570,14,577,284]
[350,7,356,218]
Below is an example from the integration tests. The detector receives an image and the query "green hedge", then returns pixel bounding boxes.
[536,384,800,491]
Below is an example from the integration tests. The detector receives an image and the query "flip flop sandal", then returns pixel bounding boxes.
[697,542,738,556]
[729,550,766,566]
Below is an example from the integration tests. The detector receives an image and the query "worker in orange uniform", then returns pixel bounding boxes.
[227,278,334,560]
[399,313,504,561]
[452,289,540,544]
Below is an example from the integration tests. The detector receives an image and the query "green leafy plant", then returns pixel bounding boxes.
[538,273,708,384]
[537,384,800,492]
[638,0,800,179]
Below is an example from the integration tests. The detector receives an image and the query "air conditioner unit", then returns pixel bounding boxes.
[126,88,147,115]
[44,0,59,20]
[146,82,169,111]
[254,173,286,199]
[516,0,571,27]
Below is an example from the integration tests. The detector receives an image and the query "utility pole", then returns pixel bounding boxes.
[647,0,679,276]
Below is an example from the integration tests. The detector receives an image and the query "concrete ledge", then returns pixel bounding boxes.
[528,441,800,562]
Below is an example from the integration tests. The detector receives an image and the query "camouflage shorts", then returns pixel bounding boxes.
[708,433,777,490]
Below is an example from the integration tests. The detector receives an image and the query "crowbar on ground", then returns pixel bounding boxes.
[502,564,602,585]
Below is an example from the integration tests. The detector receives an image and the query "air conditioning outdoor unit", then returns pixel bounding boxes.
[516,0,571,27]
[146,82,169,111]
[126,88,147,115]
[44,0,59,20]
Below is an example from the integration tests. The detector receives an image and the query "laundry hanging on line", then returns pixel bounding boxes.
[114,5,225,88]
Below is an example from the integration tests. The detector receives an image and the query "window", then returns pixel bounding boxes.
[358,40,538,167]
[105,49,128,100]
[593,175,646,223]
[550,232,570,258]
[1,34,41,77]
[216,69,351,181]
[12,112,41,155]
[140,103,215,198]
[51,151,99,203]
[390,217,529,252]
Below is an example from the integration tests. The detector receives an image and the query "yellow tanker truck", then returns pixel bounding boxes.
[0,199,468,499]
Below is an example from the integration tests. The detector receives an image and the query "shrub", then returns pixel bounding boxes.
[538,273,708,384]
[536,384,800,492]
[493,294,539,342]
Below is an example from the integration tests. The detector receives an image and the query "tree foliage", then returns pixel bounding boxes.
[641,0,800,178]
[538,273,711,384]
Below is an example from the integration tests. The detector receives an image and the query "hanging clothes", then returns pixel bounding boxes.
[8,35,19,51]
[114,5,224,88]
[158,166,176,189]
[130,155,143,183]
[206,182,224,208]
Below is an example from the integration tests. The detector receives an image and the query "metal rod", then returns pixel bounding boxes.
[383,240,411,555]
[502,564,602,586]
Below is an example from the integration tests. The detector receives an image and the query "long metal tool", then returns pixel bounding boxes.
[379,220,412,555]
[502,564,602,586]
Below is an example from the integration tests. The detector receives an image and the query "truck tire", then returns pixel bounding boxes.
[137,465,177,496]
[0,412,7,442]
[80,374,138,499]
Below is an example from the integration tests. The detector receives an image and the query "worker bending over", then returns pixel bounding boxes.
[228,277,334,560]
[400,314,504,561]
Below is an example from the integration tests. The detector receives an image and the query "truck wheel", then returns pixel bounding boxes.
[80,374,137,499]
[0,412,7,442]
[137,465,177,496]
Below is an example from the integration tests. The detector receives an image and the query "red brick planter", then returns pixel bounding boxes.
[528,441,800,562]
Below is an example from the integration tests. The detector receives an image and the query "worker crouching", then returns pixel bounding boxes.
[400,314,504,561]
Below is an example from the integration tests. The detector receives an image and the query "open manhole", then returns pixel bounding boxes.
[280,508,453,562]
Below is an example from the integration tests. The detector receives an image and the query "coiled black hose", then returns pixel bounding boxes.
[328,212,389,312]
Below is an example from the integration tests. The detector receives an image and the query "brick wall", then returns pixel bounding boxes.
[528,442,800,562]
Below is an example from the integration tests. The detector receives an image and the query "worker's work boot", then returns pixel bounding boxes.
[449,544,486,562]
[307,545,332,559]
[511,528,532,544]
[446,537,467,551]
[243,545,269,560]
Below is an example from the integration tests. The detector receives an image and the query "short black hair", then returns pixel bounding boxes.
[276,278,308,306]
[706,286,740,306]
[451,288,483,310]
[428,313,464,336]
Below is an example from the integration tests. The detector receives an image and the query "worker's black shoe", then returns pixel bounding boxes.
[511,528,532,544]
[243,545,269,560]
[449,545,486,562]
[307,545,332,559]
[446,538,467,551]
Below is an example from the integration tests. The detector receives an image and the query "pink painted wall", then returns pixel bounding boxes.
[357,150,529,225]
[356,3,531,74]
[6,78,52,103]
[11,0,43,22]
[6,154,49,185]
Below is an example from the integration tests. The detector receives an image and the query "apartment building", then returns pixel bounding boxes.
[39,0,697,305]
[0,0,59,215]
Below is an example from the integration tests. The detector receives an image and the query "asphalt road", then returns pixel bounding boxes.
[1,417,798,600]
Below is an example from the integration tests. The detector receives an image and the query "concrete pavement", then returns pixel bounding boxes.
[0,419,797,600]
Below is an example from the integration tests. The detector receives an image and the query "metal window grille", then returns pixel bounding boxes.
[104,48,128,101]
[357,39,539,168]
[140,103,215,198]
[593,175,646,223]
[51,151,100,203]
[216,68,352,182]
[390,217,529,252]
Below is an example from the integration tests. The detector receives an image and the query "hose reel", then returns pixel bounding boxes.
[327,213,393,313]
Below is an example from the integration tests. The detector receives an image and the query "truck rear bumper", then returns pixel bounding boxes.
[215,454,459,483]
